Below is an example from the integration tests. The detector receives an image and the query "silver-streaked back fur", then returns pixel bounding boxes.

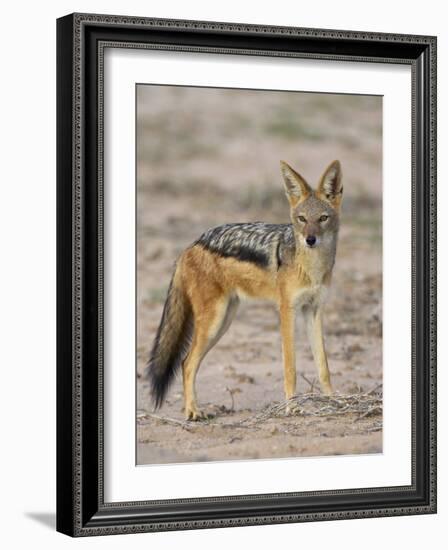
[194,222,296,270]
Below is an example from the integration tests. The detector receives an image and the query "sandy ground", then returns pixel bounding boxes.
[136,86,382,465]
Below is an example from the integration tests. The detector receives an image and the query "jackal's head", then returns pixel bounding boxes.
[280,160,343,249]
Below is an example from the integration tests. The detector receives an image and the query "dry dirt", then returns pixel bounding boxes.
[136,85,383,465]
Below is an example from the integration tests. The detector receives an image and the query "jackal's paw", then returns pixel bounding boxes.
[322,385,333,396]
[185,406,208,421]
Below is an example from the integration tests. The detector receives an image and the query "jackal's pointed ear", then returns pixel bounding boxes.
[280,161,311,207]
[317,160,343,208]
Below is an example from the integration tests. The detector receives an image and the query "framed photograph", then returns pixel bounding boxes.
[56,13,437,536]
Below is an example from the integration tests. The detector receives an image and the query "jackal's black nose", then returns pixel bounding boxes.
[306,235,317,247]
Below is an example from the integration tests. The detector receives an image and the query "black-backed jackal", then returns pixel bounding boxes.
[146,161,343,419]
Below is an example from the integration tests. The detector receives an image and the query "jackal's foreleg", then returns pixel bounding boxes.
[305,306,333,395]
[279,301,297,400]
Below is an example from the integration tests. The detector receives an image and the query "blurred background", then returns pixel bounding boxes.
[136,85,382,464]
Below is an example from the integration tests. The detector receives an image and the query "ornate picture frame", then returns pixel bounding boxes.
[56,13,436,536]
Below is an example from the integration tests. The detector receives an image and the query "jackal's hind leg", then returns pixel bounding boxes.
[183,296,238,420]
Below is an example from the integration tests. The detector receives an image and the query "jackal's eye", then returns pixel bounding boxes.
[297,215,307,223]
[319,214,329,222]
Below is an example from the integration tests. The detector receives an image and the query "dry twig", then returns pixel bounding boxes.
[225,386,236,412]
[138,412,195,431]
[298,372,319,393]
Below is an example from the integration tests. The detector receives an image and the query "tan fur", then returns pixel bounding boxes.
[151,161,343,419]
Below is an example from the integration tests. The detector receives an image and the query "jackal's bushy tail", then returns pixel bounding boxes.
[145,267,193,409]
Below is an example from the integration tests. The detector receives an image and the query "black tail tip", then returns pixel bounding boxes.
[145,360,168,410]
